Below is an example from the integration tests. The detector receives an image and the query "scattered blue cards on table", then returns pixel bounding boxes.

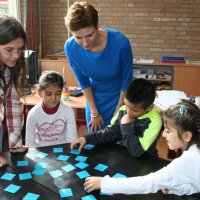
[57,154,70,161]
[23,192,40,200]
[62,164,76,172]
[2,144,126,199]
[53,147,63,153]
[17,160,29,167]
[70,149,81,155]
[59,188,73,198]
[36,152,48,158]
[95,163,108,172]
[1,172,16,181]
[82,194,97,200]
[76,170,91,179]
[84,144,95,150]
[4,184,21,193]
[49,170,63,178]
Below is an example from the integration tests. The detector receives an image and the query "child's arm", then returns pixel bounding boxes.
[70,124,122,150]
[85,122,122,145]
[122,133,145,157]
[71,120,123,150]
[120,117,151,157]
[71,112,123,150]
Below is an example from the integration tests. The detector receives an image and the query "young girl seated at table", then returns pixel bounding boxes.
[25,71,77,148]
[84,100,200,196]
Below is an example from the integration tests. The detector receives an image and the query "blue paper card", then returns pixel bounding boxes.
[76,170,90,179]
[32,168,46,176]
[83,144,95,150]
[53,147,63,153]
[1,172,16,181]
[4,184,21,193]
[17,160,29,167]
[35,162,47,169]
[70,149,80,155]
[75,155,88,162]
[57,155,69,161]
[75,162,89,169]
[112,173,127,178]
[23,192,40,200]
[94,164,108,172]
[19,172,32,180]
[100,191,113,196]
[82,194,97,200]
[62,164,76,172]
[59,188,73,198]
[49,170,63,178]
[36,152,48,158]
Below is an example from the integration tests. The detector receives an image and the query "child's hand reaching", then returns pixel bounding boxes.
[70,137,86,151]
[84,176,102,193]
[0,155,8,167]
[162,187,169,195]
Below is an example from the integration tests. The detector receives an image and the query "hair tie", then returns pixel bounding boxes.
[179,105,185,116]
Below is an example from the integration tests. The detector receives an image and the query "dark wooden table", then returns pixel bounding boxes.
[0,142,200,200]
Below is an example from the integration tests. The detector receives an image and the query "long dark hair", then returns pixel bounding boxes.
[38,71,64,91]
[0,15,27,95]
[163,100,200,149]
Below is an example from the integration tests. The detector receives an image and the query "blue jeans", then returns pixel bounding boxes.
[0,124,2,152]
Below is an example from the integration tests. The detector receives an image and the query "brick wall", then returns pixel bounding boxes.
[22,0,200,60]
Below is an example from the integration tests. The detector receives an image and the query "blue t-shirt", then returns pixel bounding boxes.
[64,28,133,131]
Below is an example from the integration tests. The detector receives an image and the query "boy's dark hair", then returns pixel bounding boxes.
[38,71,64,90]
[125,78,156,109]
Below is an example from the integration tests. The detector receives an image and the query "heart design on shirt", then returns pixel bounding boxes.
[38,119,66,141]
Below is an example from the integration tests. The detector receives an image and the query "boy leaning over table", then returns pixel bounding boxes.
[71,78,162,158]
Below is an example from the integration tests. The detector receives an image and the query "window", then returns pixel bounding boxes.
[0,0,8,14]
[0,0,21,21]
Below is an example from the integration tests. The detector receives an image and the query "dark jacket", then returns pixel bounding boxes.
[85,105,162,157]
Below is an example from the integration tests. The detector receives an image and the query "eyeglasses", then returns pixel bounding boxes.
[2,49,24,57]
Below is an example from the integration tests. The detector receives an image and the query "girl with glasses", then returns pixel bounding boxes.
[0,15,28,156]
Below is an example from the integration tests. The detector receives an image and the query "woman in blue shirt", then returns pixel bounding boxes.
[64,2,133,132]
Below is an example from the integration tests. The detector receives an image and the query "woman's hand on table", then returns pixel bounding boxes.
[88,114,104,133]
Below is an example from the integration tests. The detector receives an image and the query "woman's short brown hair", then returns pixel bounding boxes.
[65,1,99,31]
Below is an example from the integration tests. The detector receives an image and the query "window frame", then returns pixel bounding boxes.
[8,0,21,21]
[0,0,21,21]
